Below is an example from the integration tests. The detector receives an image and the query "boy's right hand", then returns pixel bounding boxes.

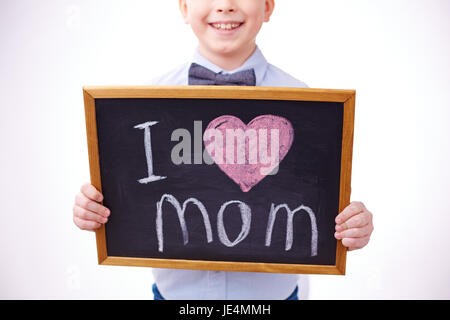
[73,183,110,231]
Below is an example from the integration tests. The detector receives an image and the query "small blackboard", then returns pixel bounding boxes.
[83,86,355,275]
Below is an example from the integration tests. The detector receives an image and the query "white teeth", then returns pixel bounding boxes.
[212,23,241,30]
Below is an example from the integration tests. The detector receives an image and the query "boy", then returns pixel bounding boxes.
[73,0,374,299]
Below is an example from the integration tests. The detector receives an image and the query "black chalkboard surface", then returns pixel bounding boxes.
[83,86,355,275]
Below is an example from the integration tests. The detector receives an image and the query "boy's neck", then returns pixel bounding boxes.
[198,43,257,71]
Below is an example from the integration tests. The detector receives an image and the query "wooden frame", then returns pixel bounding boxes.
[83,86,355,275]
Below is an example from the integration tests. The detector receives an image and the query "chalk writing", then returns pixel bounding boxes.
[265,203,318,256]
[155,194,317,255]
[135,118,318,256]
[134,121,166,184]
[217,200,251,247]
[204,115,294,192]
[156,194,213,252]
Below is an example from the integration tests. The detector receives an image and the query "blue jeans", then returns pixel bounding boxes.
[152,283,299,300]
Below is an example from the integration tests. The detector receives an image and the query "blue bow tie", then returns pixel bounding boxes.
[188,63,256,86]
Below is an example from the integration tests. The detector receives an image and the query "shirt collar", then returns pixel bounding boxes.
[191,46,268,86]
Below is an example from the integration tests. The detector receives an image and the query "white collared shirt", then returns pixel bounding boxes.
[150,46,308,300]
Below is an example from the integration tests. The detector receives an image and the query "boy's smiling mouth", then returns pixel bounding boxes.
[209,21,244,31]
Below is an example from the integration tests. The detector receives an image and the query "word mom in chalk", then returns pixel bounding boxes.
[156,194,318,256]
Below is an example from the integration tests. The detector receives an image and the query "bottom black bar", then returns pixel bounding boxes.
[1,300,449,318]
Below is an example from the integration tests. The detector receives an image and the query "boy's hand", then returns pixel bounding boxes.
[334,201,373,251]
[73,183,110,231]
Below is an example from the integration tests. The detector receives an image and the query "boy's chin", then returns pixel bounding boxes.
[205,42,249,56]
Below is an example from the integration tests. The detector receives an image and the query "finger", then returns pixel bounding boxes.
[336,210,371,231]
[73,205,108,224]
[73,216,102,231]
[335,201,365,225]
[81,183,104,202]
[342,236,370,251]
[75,193,110,217]
[335,224,373,240]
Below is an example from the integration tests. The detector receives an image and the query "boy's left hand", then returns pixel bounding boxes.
[334,201,373,251]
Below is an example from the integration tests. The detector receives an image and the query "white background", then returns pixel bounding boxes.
[1,0,449,299]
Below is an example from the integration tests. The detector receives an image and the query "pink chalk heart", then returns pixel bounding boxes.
[203,115,294,192]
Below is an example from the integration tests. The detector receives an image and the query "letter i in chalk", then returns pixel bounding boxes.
[134,121,166,184]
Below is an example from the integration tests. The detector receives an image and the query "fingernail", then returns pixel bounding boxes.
[335,224,343,232]
[101,217,108,223]
[334,232,341,239]
[104,209,110,216]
